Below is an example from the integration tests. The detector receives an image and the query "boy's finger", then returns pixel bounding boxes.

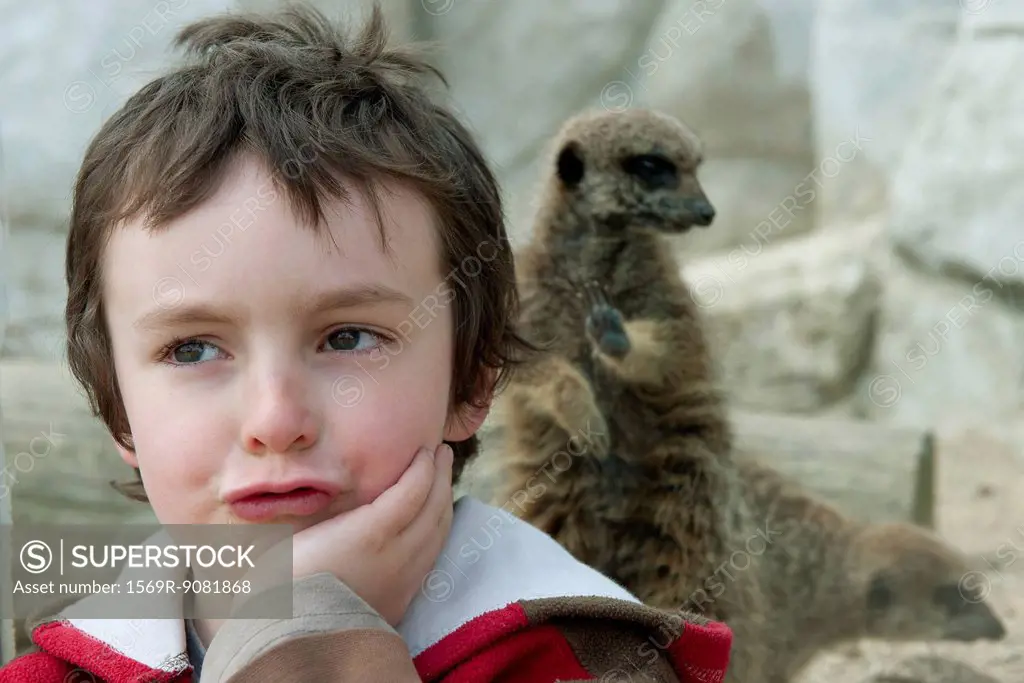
[369,446,437,536]
[424,443,453,531]
[398,443,453,544]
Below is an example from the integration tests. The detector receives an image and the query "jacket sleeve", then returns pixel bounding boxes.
[426,596,731,683]
[199,572,422,682]
[545,598,732,683]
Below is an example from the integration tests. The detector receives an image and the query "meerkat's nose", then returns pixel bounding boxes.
[947,607,1007,641]
[691,199,715,226]
[983,616,1007,640]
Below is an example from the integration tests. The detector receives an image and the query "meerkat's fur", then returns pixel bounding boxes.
[491,107,770,682]
[738,459,1006,682]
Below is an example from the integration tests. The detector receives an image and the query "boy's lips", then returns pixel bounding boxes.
[224,480,339,522]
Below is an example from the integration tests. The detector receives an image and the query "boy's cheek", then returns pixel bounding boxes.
[139,460,221,524]
[334,394,441,504]
[340,417,425,504]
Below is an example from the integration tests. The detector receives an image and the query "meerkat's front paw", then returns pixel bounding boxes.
[582,281,631,359]
[550,372,611,457]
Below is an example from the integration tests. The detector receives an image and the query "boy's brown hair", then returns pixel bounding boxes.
[64,3,535,501]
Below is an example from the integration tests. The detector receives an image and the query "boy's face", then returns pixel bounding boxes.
[102,156,484,531]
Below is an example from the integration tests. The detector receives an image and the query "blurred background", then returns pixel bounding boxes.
[1,0,1023,679]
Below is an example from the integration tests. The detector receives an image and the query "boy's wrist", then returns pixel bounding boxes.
[227,569,310,619]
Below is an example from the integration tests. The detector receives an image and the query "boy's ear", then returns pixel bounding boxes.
[443,400,491,442]
[443,370,496,442]
[115,442,139,468]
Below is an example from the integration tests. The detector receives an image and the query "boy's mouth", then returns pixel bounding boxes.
[225,484,336,522]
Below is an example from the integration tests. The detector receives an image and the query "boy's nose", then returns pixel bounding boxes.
[241,383,320,455]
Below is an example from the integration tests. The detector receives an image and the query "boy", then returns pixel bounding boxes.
[0,5,732,682]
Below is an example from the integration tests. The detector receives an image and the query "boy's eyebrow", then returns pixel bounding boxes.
[303,283,415,314]
[133,283,414,331]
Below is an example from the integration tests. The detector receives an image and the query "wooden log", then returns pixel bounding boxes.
[464,406,937,529]
[0,419,13,664]
[1,359,936,655]
[2,359,936,530]
[2,360,159,654]
[724,409,936,528]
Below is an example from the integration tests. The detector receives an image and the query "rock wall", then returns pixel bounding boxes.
[423,0,670,246]
[0,0,816,246]
[809,0,962,228]
[680,0,1024,429]
[1,0,1022,432]
[889,2,1024,294]
[0,0,415,234]
[0,0,419,361]
[0,0,820,354]
[864,0,1024,428]
[1,0,231,232]
[686,223,883,414]
[641,0,818,257]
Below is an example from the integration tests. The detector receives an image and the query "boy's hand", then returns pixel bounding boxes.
[288,442,455,626]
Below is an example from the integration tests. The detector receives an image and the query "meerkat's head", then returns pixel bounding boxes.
[848,523,1006,644]
[548,108,714,234]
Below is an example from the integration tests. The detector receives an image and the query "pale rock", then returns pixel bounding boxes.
[669,155,827,259]
[755,0,816,86]
[0,0,416,234]
[639,0,818,255]
[810,0,961,226]
[0,154,8,357]
[857,654,1002,683]
[682,225,882,413]
[2,227,67,361]
[0,0,236,232]
[0,154,9,661]
[236,0,418,41]
[424,0,670,245]
[853,253,1024,428]
[961,0,1024,35]
[0,0,416,356]
[0,360,158,526]
[639,0,802,157]
[888,11,1024,290]
[932,422,1024,558]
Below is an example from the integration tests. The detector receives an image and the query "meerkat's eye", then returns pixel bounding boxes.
[621,153,678,190]
[933,583,973,612]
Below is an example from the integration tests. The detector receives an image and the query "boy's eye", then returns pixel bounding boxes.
[171,340,220,364]
[325,328,379,352]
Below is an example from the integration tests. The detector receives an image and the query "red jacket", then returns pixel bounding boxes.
[1,497,732,682]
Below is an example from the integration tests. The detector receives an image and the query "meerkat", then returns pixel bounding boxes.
[491,107,771,682]
[738,458,1006,682]
[484,106,1006,683]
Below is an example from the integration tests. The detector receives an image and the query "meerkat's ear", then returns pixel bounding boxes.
[932,583,969,610]
[556,141,585,189]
